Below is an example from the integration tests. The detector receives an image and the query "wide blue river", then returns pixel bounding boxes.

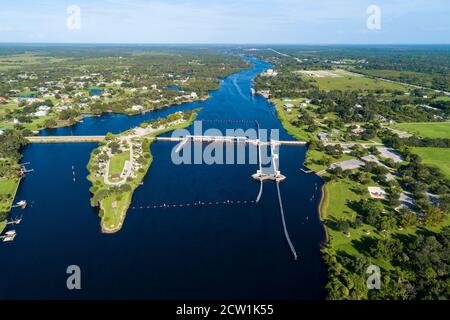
[0,57,326,299]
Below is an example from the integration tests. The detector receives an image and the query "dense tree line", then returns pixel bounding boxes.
[381,130,450,148]
[0,129,28,161]
[324,227,450,300]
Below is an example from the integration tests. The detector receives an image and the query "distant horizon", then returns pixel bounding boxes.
[1,42,450,46]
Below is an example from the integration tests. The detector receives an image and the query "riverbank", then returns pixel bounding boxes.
[87,109,199,233]
[268,84,450,298]
[0,176,22,235]
[269,98,331,236]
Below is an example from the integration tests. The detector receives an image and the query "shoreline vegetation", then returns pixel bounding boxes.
[0,130,28,235]
[271,93,450,298]
[0,177,21,234]
[254,49,450,299]
[87,109,199,233]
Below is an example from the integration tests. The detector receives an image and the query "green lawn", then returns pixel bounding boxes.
[0,178,21,234]
[0,53,69,71]
[321,175,450,271]
[354,69,435,88]
[0,178,20,213]
[272,98,322,141]
[433,95,450,102]
[312,72,409,91]
[393,122,450,139]
[0,103,20,117]
[100,193,132,232]
[108,151,129,179]
[319,179,393,268]
[410,147,450,178]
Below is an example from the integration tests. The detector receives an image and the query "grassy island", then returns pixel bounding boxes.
[87,109,199,233]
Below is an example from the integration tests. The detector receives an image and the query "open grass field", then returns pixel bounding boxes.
[433,95,450,102]
[311,71,409,91]
[100,193,132,232]
[393,122,450,139]
[0,178,20,213]
[108,151,130,179]
[0,103,20,117]
[410,147,450,178]
[354,69,435,88]
[0,53,69,71]
[319,178,394,269]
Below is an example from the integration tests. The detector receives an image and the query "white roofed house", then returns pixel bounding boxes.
[34,110,48,117]
[131,105,144,112]
[262,69,278,77]
[283,103,294,110]
[317,132,329,142]
[190,92,198,99]
[368,187,387,200]
[351,125,365,135]
[33,105,51,117]
[55,105,73,112]
[38,105,51,112]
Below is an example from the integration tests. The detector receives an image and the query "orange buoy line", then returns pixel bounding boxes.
[130,199,257,210]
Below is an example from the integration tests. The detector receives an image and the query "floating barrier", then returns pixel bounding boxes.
[130,199,256,210]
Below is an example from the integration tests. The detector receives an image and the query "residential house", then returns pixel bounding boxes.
[131,105,144,112]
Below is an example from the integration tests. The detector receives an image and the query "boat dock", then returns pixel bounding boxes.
[6,217,22,225]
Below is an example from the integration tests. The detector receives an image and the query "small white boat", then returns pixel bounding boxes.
[2,235,16,242]
[12,200,27,208]
[5,230,16,236]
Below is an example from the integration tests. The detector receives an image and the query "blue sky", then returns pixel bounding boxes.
[1,0,450,44]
